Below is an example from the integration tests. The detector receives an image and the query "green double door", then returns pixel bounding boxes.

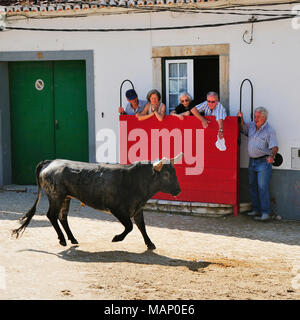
[9,60,89,184]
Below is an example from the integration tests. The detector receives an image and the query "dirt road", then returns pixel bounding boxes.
[0,190,300,300]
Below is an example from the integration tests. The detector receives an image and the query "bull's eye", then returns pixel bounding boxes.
[162,171,170,180]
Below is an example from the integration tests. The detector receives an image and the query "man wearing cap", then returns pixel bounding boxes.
[238,107,279,221]
[118,89,147,116]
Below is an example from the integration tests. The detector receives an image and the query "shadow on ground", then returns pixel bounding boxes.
[19,246,218,272]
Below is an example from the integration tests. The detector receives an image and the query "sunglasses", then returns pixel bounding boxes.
[207,100,217,103]
[180,99,190,103]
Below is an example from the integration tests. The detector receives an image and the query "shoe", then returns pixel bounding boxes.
[247,211,260,216]
[254,213,270,221]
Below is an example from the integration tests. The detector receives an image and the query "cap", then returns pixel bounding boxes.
[273,153,283,167]
[126,89,137,100]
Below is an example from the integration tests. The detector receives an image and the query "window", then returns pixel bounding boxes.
[153,44,228,116]
[165,59,194,113]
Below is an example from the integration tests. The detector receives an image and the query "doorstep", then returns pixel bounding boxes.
[143,199,252,217]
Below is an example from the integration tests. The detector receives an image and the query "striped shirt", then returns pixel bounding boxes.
[243,121,278,158]
[195,101,227,120]
[125,99,147,115]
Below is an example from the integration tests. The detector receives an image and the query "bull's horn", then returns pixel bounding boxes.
[153,157,170,172]
[170,152,184,165]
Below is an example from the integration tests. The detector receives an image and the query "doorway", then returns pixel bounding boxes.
[9,60,89,184]
[163,55,219,111]
[193,55,219,104]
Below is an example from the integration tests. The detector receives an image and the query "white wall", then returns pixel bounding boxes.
[0,5,299,170]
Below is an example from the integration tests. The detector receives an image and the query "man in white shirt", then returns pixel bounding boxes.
[190,91,227,139]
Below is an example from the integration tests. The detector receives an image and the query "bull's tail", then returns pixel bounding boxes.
[12,160,52,239]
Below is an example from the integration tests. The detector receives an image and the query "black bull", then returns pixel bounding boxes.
[12,155,182,250]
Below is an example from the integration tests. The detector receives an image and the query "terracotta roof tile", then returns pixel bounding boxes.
[0,0,220,9]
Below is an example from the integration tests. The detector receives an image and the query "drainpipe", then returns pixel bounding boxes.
[0,110,2,187]
[0,7,6,31]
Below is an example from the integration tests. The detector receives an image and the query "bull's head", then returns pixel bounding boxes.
[153,152,183,172]
[153,152,183,196]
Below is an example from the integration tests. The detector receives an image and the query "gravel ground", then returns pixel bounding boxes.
[0,189,300,300]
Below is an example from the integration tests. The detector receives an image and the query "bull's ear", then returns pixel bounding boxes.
[153,157,170,172]
[170,152,184,165]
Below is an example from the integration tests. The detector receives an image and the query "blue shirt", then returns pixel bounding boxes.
[195,101,227,120]
[243,121,278,158]
[125,99,147,115]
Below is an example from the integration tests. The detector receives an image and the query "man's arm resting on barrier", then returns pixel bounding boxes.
[190,107,209,128]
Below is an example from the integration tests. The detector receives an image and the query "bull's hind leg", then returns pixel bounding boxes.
[134,210,156,250]
[111,212,133,243]
[46,198,67,246]
[58,198,78,245]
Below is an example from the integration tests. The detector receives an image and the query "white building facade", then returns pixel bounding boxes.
[1,0,300,220]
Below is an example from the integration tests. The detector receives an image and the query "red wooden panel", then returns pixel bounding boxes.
[119,115,240,215]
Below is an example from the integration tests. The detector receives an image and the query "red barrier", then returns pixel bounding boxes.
[119,115,240,215]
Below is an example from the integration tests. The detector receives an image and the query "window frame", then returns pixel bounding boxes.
[164,59,194,114]
[152,44,229,115]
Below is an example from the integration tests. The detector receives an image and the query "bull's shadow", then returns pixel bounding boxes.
[22,246,212,272]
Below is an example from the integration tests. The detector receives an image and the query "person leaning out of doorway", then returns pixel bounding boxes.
[170,92,197,120]
[190,91,227,139]
[136,89,166,122]
[118,89,147,115]
[237,107,279,222]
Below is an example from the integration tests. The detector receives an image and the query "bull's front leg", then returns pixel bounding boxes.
[111,211,133,243]
[134,210,156,250]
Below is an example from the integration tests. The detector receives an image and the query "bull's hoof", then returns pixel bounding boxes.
[112,235,123,242]
[70,238,78,244]
[147,243,156,250]
[59,239,67,246]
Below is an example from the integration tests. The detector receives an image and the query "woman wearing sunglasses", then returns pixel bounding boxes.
[170,93,196,120]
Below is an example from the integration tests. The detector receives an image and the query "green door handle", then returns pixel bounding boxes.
[55,120,58,129]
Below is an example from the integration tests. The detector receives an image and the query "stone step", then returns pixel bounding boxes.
[1,185,37,193]
[143,199,252,217]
